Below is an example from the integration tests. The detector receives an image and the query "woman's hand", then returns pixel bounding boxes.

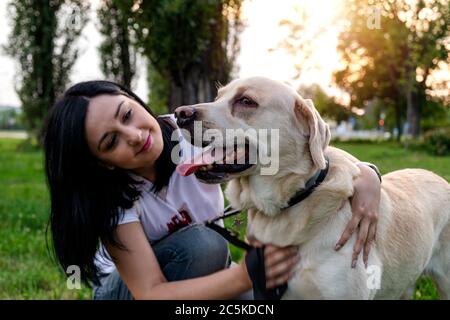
[334,163,381,268]
[247,238,299,289]
[264,244,299,288]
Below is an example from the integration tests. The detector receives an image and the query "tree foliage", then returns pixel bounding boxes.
[5,0,89,139]
[115,0,243,113]
[277,5,336,81]
[299,84,352,123]
[334,0,449,137]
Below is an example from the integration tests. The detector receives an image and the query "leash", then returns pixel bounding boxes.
[203,157,386,300]
[205,205,252,251]
[205,157,330,251]
[204,160,331,300]
[205,205,286,300]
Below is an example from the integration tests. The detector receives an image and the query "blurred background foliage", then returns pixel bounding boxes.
[0,0,449,299]
[98,0,243,113]
[3,0,448,144]
[4,0,89,141]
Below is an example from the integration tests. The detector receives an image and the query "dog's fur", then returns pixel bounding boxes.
[179,77,450,299]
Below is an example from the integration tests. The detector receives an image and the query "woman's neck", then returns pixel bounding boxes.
[132,166,157,183]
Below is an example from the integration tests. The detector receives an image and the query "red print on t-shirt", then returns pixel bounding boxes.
[167,209,193,233]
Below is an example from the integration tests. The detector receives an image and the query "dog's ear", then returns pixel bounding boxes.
[294,97,331,169]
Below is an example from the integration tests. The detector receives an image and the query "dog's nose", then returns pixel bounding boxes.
[174,106,197,127]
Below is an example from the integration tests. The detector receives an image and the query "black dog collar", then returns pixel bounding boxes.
[282,157,330,210]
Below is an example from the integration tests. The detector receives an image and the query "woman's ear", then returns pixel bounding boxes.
[294,97,331,169]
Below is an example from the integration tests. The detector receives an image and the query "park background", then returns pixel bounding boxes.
[0,0,448,299]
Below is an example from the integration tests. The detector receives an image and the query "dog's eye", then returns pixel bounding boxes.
[236,96,257,107]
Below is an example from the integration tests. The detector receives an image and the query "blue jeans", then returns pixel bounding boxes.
[93,224,253,300]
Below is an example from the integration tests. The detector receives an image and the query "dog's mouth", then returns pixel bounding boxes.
[176,143,254,183]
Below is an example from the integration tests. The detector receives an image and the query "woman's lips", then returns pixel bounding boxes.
[138,132,152,155]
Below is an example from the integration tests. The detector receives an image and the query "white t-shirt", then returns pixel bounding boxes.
[95,117,224,274]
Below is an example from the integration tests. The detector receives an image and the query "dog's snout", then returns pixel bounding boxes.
[175,106,197,127]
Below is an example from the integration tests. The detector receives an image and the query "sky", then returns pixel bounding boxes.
[0,0,343,107]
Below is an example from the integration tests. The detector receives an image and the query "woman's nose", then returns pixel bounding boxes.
[123,127,143,146]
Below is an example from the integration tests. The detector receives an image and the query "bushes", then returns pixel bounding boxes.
[423,128,450,156]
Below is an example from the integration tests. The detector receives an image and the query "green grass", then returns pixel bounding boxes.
[0,138,448,299]
[333,141,450,182]
[0,139,91,299]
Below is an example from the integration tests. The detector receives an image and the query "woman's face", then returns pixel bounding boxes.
[85,94,164,178]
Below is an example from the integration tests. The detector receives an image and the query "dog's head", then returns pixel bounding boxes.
[175,77,330,183]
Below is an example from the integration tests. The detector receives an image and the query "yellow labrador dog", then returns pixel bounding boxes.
[175,77,450,299]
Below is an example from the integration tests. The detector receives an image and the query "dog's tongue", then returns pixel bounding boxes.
[176,147,218,176]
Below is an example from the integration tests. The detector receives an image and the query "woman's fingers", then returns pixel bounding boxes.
[265,246,297,267]
[340,162,381,263]
[351,218,371,268]
[363,223,377,267]
[265,250,298,277]
[334,211,377,268]
[266,268,296,289]
[264,245,299,289]
[335,214,361,251]
[266,256,299,289]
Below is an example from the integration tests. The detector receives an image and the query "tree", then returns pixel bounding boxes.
[98,0,136,89]
[116,0,243,113]
[276,5,334,81]
[335,9,409,138]
[299,84,351,124]
[5,0,89,140]
[334,0,449,138]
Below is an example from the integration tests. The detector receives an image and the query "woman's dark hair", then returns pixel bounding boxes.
[43,80,178,286]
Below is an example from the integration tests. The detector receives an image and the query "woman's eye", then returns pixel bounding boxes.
[106,135,117,150]
[123,109,132,122]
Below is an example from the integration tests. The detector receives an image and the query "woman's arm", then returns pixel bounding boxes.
[325,147,381,267]
[334,162,381,268]
[107,221,298,300]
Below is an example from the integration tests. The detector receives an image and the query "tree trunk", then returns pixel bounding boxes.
[406,87,420,138]
[169,82,183,112]
[119,20,133,89]
[411,91,420,137]
[405,64,421,138]
[395,102,403,142]
[167,64,216,112]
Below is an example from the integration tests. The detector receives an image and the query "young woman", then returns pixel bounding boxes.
[44,80,381,299]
